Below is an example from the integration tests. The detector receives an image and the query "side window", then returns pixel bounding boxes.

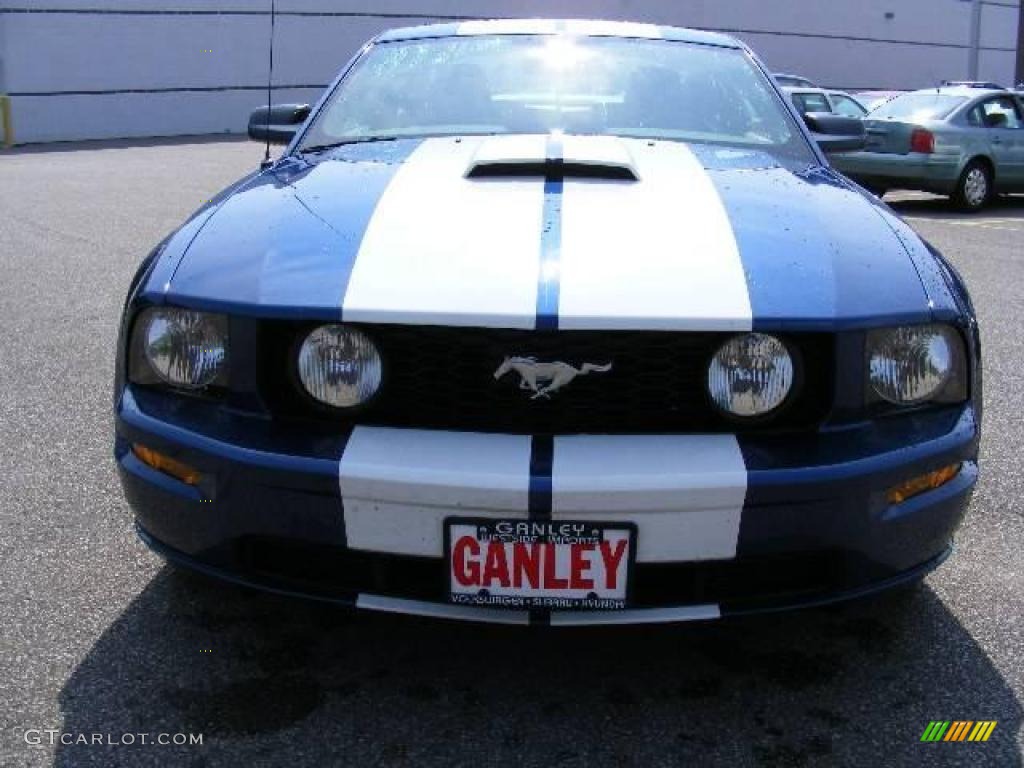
[980,97,1023,129]
[965,105,984,127]
[830,94,867,117]
[792,92,830,114]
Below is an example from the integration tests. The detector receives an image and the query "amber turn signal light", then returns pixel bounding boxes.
[886,464,961,505]
[132,443,201,486]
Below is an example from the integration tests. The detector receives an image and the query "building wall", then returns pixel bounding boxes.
[1,0,1021,144]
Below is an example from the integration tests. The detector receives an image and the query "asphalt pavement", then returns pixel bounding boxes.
[0,139,1021,767]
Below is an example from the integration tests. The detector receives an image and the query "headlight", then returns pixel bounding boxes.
[708,333,794,417]
[298,325,382,408]
[867,324,966,405]
[133,308,228,389]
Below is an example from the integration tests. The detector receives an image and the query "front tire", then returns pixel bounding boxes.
[953,161,991,212]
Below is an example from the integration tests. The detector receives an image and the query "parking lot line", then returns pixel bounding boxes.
[951,218,1023,228]
[904,218,1023,232]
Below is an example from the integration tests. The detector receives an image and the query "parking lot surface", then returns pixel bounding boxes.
[0,139,1021,767]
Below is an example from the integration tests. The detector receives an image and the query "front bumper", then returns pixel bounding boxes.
[832,151,962,194]
[115,386,979,625]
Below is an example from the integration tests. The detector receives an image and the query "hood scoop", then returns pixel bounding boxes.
[465,134,639,181]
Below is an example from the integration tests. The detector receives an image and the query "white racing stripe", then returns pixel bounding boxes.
[550,604,720,626]
[341,136,545,328]
[551,435,748,562]
[557,137,752,330]
[339,427,532,557]
[562,20,663,39]
[340,429,748,563]
[355,594,716,626]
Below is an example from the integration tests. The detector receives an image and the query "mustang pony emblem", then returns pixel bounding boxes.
[493,357,613,399]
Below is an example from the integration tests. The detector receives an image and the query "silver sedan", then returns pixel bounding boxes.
[832,87,1024,211]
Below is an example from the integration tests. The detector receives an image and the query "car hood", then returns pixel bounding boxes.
[162,135,937,330]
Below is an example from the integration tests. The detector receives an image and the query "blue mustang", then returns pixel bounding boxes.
[114,20,980,625]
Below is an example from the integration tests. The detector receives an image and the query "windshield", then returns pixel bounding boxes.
[298,35,811,159]
[871,92,966,122]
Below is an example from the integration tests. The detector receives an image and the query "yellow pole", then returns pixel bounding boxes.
[0,95,12,148]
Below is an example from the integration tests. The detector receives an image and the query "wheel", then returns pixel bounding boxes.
[953,161,991,211]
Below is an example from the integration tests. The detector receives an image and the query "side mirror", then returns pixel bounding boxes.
[803,111,866,153]
[248,103,312,144]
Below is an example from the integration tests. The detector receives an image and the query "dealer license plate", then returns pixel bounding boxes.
[446,518,635,610]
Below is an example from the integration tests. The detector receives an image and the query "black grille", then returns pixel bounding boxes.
[235,536,850,611]
[259,323,833,434]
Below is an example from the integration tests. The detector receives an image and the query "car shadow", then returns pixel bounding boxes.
[55,566,1021,766]
[887,192,1024,221]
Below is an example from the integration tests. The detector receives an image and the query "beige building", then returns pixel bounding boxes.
[1,0,1021,143]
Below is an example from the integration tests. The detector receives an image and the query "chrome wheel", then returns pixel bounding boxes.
[963,167,988,208]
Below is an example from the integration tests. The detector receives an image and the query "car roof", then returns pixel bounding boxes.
[918,86,1009,99]
[375,19,742,49]
[876,87,1019,119]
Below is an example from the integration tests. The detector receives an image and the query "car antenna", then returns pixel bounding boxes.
[261,0,277,170]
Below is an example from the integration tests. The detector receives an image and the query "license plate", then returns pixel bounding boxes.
[446,518,635,610]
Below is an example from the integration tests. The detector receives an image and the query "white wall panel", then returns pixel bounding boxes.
[979,2,1023,51]
[4,14,269,92]
[0,12,9,92]
[740,32,971,89]
[10,87,323,143]
[979,49,1019,84]
[2,13,445,92]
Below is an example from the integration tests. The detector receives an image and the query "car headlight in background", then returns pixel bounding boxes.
[298,325,382,408]
[708,333,794,417]
[867,324,966,405]
[130,308,228,389]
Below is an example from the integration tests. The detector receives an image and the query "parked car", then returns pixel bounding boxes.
[115,20,979,625]
[833,86,1024,209]
[855,90,906,112]
[784,86,869,118]
[773,72,819,88]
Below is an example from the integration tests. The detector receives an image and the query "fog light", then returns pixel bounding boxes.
[297,324,382,408]
[132,444,201,486]
[886,464,960,504]
[707,333,794,417]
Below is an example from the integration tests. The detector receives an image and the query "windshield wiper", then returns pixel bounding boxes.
[297,136,403,155]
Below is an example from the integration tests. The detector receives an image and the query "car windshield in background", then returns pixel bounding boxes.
[298,35,811,159]
[871,92,967,121]
[830,94,866,117]
[792,92,830,113]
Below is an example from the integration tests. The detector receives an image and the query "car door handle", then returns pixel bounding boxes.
[991,136,1002,144]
